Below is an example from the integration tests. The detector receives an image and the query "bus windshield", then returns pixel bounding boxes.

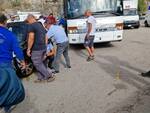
[67,0,119,19]
[123,9,137,16]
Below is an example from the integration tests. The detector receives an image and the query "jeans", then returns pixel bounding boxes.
[52,41,71,71]
[0,63,25,111]
[31,49,52,80]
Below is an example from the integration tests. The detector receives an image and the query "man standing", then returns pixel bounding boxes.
[45,18,71,73]
[0,13,25,113]
[84,10,96,62]
[26,14,55,82]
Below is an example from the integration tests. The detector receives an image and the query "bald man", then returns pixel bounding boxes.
[84,10,96,62]
[26,14,55,82]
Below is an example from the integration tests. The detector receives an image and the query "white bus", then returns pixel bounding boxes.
[63,0,124,44]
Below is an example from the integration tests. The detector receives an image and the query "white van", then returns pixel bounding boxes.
[123,0,140,28]
[7,11,41,23]
[144,12,150,27]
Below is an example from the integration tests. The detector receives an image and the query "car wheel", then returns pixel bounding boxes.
[14,60,34,78]
[22,62,34,76]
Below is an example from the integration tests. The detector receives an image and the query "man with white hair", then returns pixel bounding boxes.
[84,10,96,62]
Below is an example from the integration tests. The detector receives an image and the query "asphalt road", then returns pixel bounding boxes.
[5,26,150,113]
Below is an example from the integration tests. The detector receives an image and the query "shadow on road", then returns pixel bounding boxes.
[70,42,149,89]
[94,55,150,89]
[70,43,114,50]
[106,86,150,113]
[70,43,114,59]
[130,40,147,45]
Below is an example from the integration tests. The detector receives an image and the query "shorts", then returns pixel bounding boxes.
[84,36,95,48]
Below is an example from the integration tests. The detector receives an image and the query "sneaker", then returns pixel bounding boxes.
[47,75,55,82]
[51,69,59,74]
[91,55,95,60]
[66,65,71,68]
[141,71,150,77]
[53,70,60,74]
[86,56,92,62]
[34,79,45,83]
[55,71,59,73]
[51,69,56,73]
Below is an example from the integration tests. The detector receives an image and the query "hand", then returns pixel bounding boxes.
[85,34,89,39]
[20,61,26,70]
[43,54,47,61]
[27,49,31,57]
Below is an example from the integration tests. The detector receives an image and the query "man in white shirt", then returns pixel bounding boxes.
[84,10,96,62]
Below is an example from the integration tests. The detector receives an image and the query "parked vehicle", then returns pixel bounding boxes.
[7,21,34,78]
[63,0,123,44]
[144,12,150,27]
[122,0,140,28]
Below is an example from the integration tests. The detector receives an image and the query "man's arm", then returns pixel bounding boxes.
[47,48,55,56]
[45,35,48,45]
[27,32,34,57]
[12,34,26,69]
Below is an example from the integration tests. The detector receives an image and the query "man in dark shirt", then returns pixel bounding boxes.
[26,14,55,82]
[0,13,25,113]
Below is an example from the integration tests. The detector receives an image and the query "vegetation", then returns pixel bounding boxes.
[138,0,147,14]
[11,0,21,7]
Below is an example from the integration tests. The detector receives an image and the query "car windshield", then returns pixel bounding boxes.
[7,22,28,48]
[123,9,137,16]
[67,0,119,19]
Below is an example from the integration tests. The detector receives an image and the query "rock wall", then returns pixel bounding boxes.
[0,0,64,16]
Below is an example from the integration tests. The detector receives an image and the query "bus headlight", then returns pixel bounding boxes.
[116,23,123,30]
[68,27,78,34]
